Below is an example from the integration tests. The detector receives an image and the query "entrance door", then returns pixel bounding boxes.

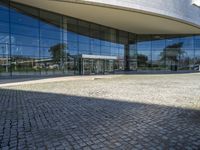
[93,59,104,74]
[82,59,115,75]
[83,59,104,75]
[83,59,94,75]
[105,60,114,73]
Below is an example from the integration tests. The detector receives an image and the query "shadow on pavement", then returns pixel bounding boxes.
[0,88,200,149]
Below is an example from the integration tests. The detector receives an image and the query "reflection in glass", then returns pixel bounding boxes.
[137,35,152,70]
[195,36,200,49]
[11,34,39,46]
[0,32,9,44]
[152,35,166,70]
[160,42,184,71]
[195,50,200,68]
[1,1,200,77]
[0,43,10,76]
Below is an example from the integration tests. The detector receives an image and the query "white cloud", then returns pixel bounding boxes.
[192,0,200,7]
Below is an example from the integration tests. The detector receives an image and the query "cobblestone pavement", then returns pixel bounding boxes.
[0,74,200,150]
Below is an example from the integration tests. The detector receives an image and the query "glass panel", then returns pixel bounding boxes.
[137,35,151,48]
[40,43,67,75]
[11,24,39,37]
[0,10,9,22]
[101,41,111,47]
[11,34,39,46]
[66,55,75,75]
[179,49,194,70]
[195,35,200,49]
[40,10,62,40]
[40,10,62,26]
[128,34,137,70]
[0,21,9,33]
[137,50,151,70]
[91,43,100,55]
[118,44,125,59]
[166,36,179,47]
[152,50,166,70]
[179,36,194,50]
[11,45,40,76]
[195,50,200,70]
[40,38,61,48]
[39,10,66,75]
[0,32,9,44]
[151,35,166,70]
[94,59,104,74]
[40,28,62,40]
[79,35,90,44]
[78,21,90,55]
[119,31,128,44]
[11,45,39,58]
[0,0,9,11]
[152,35,166,49]
[8,3,41,76]
[90,28,100,40]
[105,60,114,73]
[67,18,78,47]
[10,10,39,27]
[0,43,10,76]
[68,31,78,42]
[195,49,200,58]
[79,43,90,54]
[83,59,93,75]
[68,41,78,55]
[137,35,152,70]
[164,39,184,71]
[101,45,111,56]
[110,46,118,57]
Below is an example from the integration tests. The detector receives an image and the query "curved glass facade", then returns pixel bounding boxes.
[0,1,200,77]
[137,35,200,71]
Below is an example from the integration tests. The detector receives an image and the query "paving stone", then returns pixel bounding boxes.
[0,74,200,149]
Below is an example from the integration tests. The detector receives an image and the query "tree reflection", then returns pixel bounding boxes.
[49,43,67,64]
[160,42,184,70]
[137,54,148,68]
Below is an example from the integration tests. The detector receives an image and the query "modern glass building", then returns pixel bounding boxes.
[0,0,200,77]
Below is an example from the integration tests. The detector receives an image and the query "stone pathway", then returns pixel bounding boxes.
[0,74,200,149]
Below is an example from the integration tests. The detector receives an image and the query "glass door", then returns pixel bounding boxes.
[83,59,96,75]
[94,59,104,74]
[82,59,115,75]
[105,60,114,73]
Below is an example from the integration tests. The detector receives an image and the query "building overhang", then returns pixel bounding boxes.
[12,0,200,34]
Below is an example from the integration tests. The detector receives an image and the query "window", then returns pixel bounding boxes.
[11,24,39,37]
[0,10,9,22]
[195,35,200,49]
[0,22,9,33]
[179,36,194,50]
[11,45,39,58]
[11,34,39,47]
